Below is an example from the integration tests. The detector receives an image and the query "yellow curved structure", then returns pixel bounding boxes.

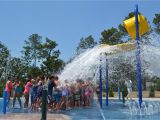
[124,15,149,39]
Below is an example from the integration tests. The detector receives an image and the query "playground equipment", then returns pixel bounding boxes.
[41,85,48,120]
[98,5,149,108]
[99,56,109,108]
[123,13,149,40]
[99,56,103,108]
[2,90,7,114]
[106,59,109,106]
[124,4,149,108]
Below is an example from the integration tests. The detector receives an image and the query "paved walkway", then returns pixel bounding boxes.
[0,113,70,120]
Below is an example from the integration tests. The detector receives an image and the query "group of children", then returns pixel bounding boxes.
[5,76,95,111]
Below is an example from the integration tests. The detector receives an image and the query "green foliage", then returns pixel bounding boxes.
[76,35,97,55]
[0,42,10,81]
[121,81,128,97]
[27,66,43,79]
[10,57,27,79]
[156,79,160,91]
[102,92,106,97]
[153,13,160,33]
[109,85,114,97]
[39,37,64,75]
[0,80,6,97]
[149,85,155,97]
[22,34,42,66]
[118,24,127,36]
[22,35,64,76]
[100,27,123,45]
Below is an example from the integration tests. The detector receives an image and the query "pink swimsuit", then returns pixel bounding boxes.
[24,82,32,94]
[5,81,13,94]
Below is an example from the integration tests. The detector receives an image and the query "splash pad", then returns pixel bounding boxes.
[58,5,160,119]
[1,4,160,120]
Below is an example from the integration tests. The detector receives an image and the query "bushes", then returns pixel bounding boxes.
[121,81,128,97]
[103,92,106,97]
[156,79,160,91]
[109,85,114,97]
[0,80,6,97]
[149,85,155,97]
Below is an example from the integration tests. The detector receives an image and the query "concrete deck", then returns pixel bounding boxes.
[0,113,70,120]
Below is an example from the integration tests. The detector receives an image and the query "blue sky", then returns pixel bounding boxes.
[0,0,160,61]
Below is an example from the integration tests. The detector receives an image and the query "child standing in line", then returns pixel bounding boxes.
[80,81,85,106]
[24,79,32,108]
[67,83,73,109]
[88,83,94,107]
[30,79,38,111]
[84,84,90,107]
[37,81,43,109]
[74,82,80,108]
[12,78,22,108]
[60,85,68,110]
[54,86,62,111]
[5,77,13,107]
[96,84,100,104]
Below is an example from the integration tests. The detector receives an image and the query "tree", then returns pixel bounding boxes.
[108,53,149,91]
[9,57,27,79]
[156,79,160,91]
[22,34,42,66]
[0,42,10,97]
[39,37,64,75]
[76,35,97,55]
[149,85,155,97]
[27,66,43,79]
[100,12,136,45]
[100,27,123,45]
[0,41,10,80]
[153,13,160,33]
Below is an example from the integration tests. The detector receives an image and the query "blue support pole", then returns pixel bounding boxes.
[99,57,103,108]
[135,4,142,108]
[2,90,7,114]
[106,59,109,106]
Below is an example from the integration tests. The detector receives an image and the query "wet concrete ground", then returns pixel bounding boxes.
[0,113,70,120]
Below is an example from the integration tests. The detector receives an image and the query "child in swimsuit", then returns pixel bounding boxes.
[5,77,13,107]
[84,84,91,107]
[37,81,43,109]
[30,79,38,111]
[12,79,22,108]
[60,86,68,110]
[96,85,100,104]
[24,79,32,108]
[54,86,62,111]
[74,83,80,108]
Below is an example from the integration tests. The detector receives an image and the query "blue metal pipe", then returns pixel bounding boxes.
[99,58,103,108]
[2,90,7,114]
[135,4,142,108]
[106,59,109,106]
